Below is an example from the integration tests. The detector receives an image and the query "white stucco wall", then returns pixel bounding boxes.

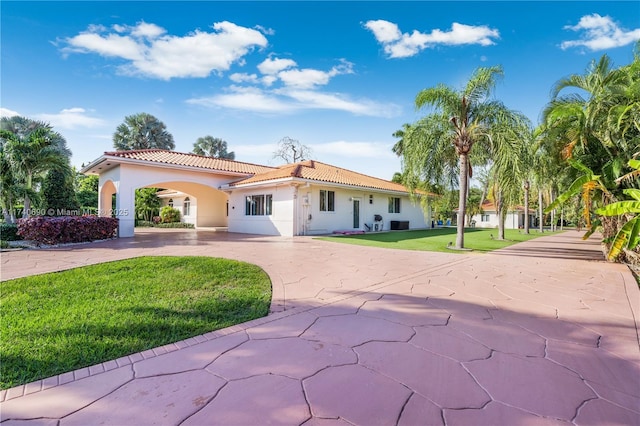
[227,182,431,236]
[227,184,296,236]
[300,185,429,235]
[159,194,198,225]
[471,211,533,229]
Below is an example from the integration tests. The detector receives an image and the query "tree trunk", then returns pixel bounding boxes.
[22,173,33,219]
[538,189,544,233]
[456,153,469,249]
[523,180,530,234]
[550,189,556,232]
[497,191,506,240]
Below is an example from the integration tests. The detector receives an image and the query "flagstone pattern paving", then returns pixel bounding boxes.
[1,229,639,425]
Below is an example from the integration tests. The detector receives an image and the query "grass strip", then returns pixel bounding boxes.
[0,256,271,389]
[317,228,561,253]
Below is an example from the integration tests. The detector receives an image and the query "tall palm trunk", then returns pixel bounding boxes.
[523,180,530,234]
[538,189,544,233]
[496,190,506,240]
[456,152,469,249]
[22,172,33,218]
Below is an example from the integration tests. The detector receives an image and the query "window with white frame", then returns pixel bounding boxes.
[245,194,273,216]
[183,197,191,216]
[168,198,174,208]
[320,190,335,212]
[481,214,490,222]
[388,197,401,213]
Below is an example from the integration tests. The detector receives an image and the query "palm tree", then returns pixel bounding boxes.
[0,143,21,223]
[392,123,411,157]
[192,136,235,159]
[1,126,68,218]
[403,65,515,249]
[484,110,532,240]
[542,48,640,245]
[113,113,175,151]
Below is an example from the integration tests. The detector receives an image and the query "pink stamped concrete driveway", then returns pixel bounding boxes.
[1,229,639,425]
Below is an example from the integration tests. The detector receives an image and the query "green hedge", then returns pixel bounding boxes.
[0,223,21,241]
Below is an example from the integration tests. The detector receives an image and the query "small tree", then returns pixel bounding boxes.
[272,137,312,163]
[159,206,181,223]
[135,188,161,222]
[192,136,235,159]
[41,167,79,214]
[75,173,99,209]
[113,113,175,151]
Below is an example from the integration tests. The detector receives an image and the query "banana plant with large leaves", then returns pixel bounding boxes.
[544,159,611,236]
[595,160,640,261]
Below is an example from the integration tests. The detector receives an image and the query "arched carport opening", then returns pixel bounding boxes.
[140,181,229,228]
[98,179,117,217]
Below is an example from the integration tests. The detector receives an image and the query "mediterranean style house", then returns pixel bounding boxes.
[81,149,433,237]
[469,201,536,230]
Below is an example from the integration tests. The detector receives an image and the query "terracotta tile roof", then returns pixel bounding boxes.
[229,160,421,194]
[469,202,534,213]
[103,149,275,175]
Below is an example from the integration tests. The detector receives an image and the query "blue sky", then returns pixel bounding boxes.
[2,1,639,180]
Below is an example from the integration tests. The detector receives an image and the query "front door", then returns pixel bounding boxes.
[353,199,360,228]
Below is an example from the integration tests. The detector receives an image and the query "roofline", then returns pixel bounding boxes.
[81,153,257,177]
[223,176,425,196]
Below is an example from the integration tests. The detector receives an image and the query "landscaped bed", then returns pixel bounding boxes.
[317,228,560,253]
[0,256,272,390]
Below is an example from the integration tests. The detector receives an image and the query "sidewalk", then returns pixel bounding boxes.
[1,230,639,425]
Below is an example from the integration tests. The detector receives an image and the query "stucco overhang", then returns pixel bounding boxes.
[220,176,430,197]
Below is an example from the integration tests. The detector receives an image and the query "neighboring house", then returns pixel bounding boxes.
[470,202,536,229]
[156,189,197,225]
[81,149,433,237]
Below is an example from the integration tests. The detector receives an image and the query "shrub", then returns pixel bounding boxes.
[135,220,156,228]
[0,223,22,241]
[0,240,9,249]
[159,206,181,223]
[17,216,119,245]
[155,222,195,229]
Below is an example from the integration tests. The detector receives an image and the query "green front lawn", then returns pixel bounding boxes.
[317,228,560,253]
[0,256,271,390]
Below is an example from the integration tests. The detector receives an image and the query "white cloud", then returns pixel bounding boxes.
[61,21,268,80]
[561,14,640,51]
[364,20,402,43]
[254,25,275,36]
[187,85,400,117]
[230,72,259,83]
[280,89,400,117]
[257,57,297,75]
[364,19,499,58]
[277,61,354,89]
[130,21,166,39]
[187,86,297,114]
[0,107,20,118]
[36,107,106,129]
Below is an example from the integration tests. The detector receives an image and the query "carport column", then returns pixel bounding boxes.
[116,183,135,238]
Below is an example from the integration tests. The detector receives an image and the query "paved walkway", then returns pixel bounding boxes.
[1,229,639,425]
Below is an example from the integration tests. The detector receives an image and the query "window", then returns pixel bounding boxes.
[388,197,401,214]
[369,194,373,204]
[320,190,335,212]
[245,194,273,216]
[481,214,490,222]
[266,194,273,215]
[168,198,174,208]
[183,197,191,216]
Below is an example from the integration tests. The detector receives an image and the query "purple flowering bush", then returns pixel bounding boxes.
[17,216,119,245]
